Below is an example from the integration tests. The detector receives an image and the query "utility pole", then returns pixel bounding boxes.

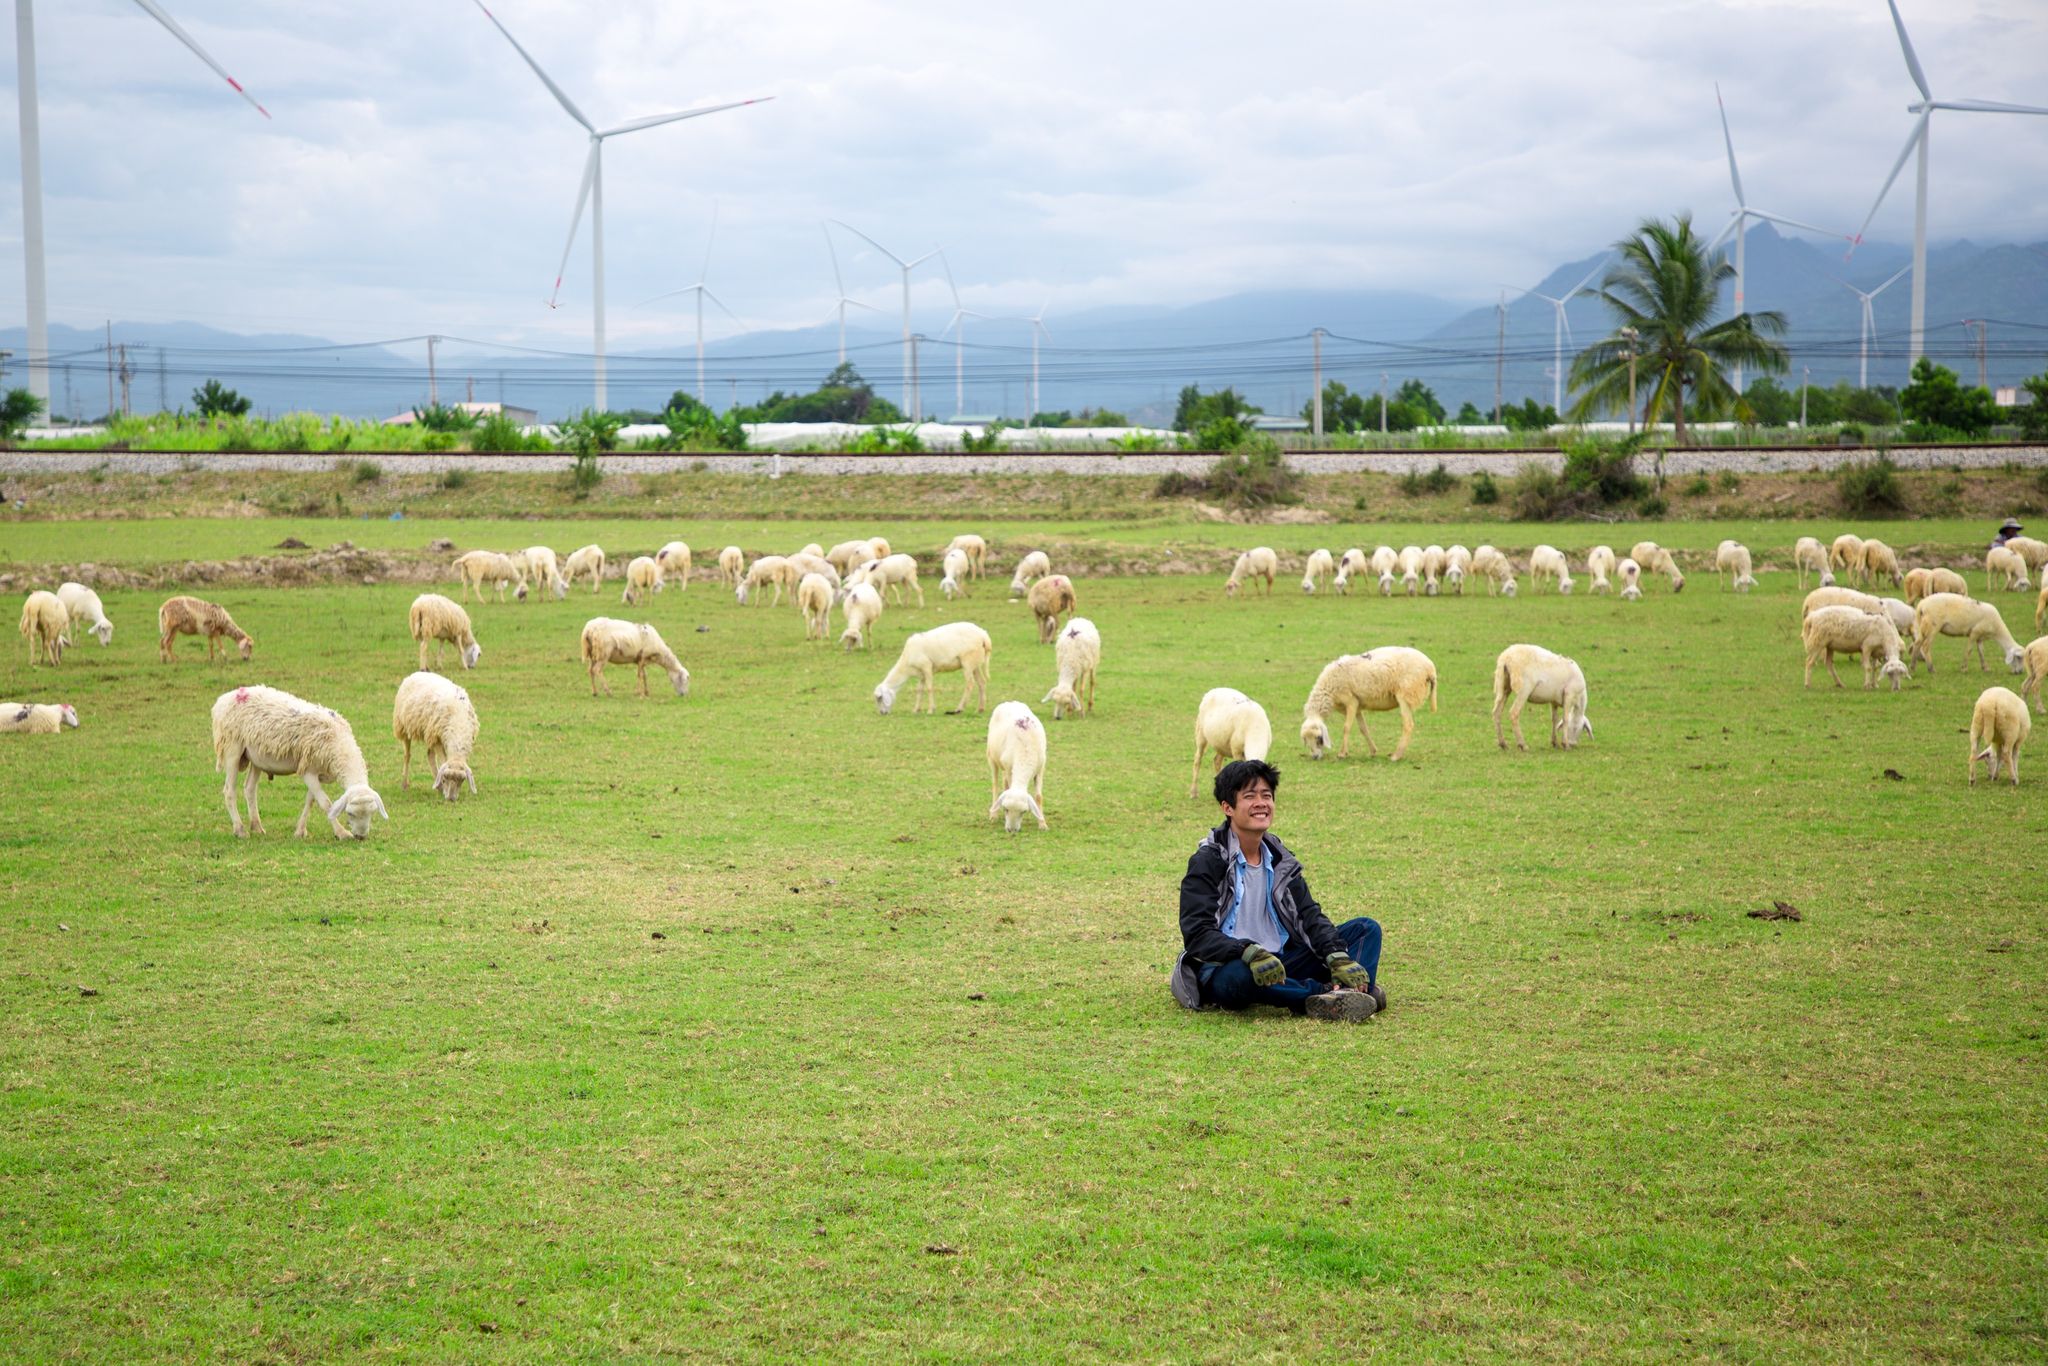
[1964,319,1988,390]
[1310,328,1324,444]
[1621,327,1639,435]
[729,377,738,412]
[426,335,439,407]
[1800,366,1810,429]
[1379,371,1388,434]
[1493,293,1505,424]
[0,349,10,384]
[105,322,114,421]
[116,343,133,414]
[157,348,168,412]
[910,334,923,424]
[62,364,73,422]
[466,375,475,405]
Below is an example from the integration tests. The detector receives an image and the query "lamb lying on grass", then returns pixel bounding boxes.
[1492,643,1592,749]
[874,622,993,716]
[393,671,480,801]
[1042,617,1100,719]
[1968,686,2030,787]
[1189,687,1271,797]
[579,618,690,698]
[56,582,112,645]
[1299,647,1437,762]
[1802,605,1910,692]
[1911,593,2025,675]
[18,591,68,666]
[1,702,78,733]
[211,684,387,840]
[986,701,1049,832]
[159,595,253,664]
[408,593,481,671]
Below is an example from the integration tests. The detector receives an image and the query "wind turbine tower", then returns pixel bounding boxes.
[471,1,771,412]
[1853,0,2048,373]
[13,0,269,409]
[1518,258,1608,417]
[640,205,739,405]
[829,221,940,419]
[1833,264,1912,389]
[939,253,996,420]
[822,223,880,365]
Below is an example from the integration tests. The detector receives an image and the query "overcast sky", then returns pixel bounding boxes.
[5,0,2046,351]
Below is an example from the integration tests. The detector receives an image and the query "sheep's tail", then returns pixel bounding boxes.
[1491,656,1508,713]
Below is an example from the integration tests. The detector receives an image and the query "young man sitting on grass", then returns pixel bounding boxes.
[1169,758,1386,1022]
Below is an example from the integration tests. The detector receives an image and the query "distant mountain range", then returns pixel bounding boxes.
[11,228,2047,425]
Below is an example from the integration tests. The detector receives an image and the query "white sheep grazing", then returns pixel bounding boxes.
[737,554,794,607]
[1861,538,1903,587]
[2020,636,2048,714]
[1378,570,1397,597]
[1009,550,1053,598]
[56,582,112,645]
[1,702,78,733]
[158,595,253,663]
[1618,557,1642,600]
[866,536,893,561]
[211,685,387,840]
[1912,593,2026,675]
[655,541,693,590]
[1802,606,1910,692]
[1968,686,2030,786]
[522,546,568,600]
[1299,646,1438,762]
[1648,547,1686,593]
[1223,547,1278,598]
[1986,545,2031,593]
[564,544,606,594]
[786,553,841,595]
[1396,545,1423,596]
[2005,535,2048,572]
[1830,533,1867,584]
[797,572,834,642]
[796,542,825,561]
[1628,540,1661,570]
[622,555,664,605]
[1586,545,1617,594]
[1715,540,1754,592]
[1472,545,1513,595]
[1800,586,1916,640]
[861,552,925,607]
[717,545,745,587]
[1188,687,1272,797]
[940,547,973,599]
[986,701,1049,832]
[838,583,884,650]
[1369,545,1399,579]
[1335,548,1370,594]
[946,533,989,578]
[1029,574,1076,643]
[454,550,528,603]
[408,593,482,671]
[1793,536,1829,588]
[874,622,993,716]
[1301,548,1335,594]
[1529,545,1574,595]
[19,591,69,666]
[1420,545,1447,596]
[825,539,873,574]
[579,618,690,698]
[1042,616,1100,720]
[392,670,480,801]
[2039,580,2048,633]
[1491,643,1592,749]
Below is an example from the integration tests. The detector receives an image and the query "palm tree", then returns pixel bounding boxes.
[1567,214,1789,444]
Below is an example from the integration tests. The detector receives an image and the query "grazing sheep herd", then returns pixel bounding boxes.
[7,527,2042,850]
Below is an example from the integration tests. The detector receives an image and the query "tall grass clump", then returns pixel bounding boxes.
[1837,456,1906,515]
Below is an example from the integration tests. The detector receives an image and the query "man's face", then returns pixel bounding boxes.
[1221,782,1275,836]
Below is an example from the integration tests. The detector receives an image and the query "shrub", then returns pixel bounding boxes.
[847,426,924,454]
[1205,441,1300,508]
[191,379,251,418]
[351,459,382,484]
[0,387,47,439]
[439,468,471,491]
[473,411,546,452]
[1510,463,1566,520]
[412,403,478,433]
[1717,470,1741,492]
[1469,470,1499,505]
[1153,470,1205,499]
[1684,475,1712,497]
[1396,462,1457,497]
[1112,430,1170,452]
[566,448,601,498]
[1838,456,1906,515]
[1559,440,1641,504]
[1637,494,1668,518]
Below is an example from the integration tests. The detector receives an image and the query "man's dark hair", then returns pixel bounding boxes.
[1214,759,1281,806]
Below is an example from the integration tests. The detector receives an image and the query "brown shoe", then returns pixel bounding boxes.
[1306,989,1378,1023]
[1366,983,1388,1012]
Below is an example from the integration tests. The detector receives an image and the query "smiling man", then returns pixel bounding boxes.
[1169,759,1386,1022]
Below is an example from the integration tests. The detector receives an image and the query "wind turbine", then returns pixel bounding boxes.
[938,252,997,420]
[471,1,771,413]
[829,221,940,419]
[13,0,269,410]
[1852,0,2048,373]
[1707,83,1855,392]
[1026,304,1051,421]
[638,205,738,406]
[1517,258,1608,417]
[822,223,882,365]
[1831,264,1912,389]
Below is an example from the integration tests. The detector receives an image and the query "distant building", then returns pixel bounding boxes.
[1994,386,2033,408]
[1246,414,1309,432]
[383,401,537,427]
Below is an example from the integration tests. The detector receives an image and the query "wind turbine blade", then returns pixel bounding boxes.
[844,299,884,314]
[1928,98,2048,116]
[1745,209,1856,243]
[829,220,908,268]
[1565,256,1608,298]
[1714,83,1745,206]
[1886,0,1933,105]
[127,0,270,118]
[1708,212,1741,252]
[941,309,965,339]
[1872,263,1913,295]
[905,248,942,270]
[470,0,594,132]
[635,285,699,307]
[702,288,743,326]
[940,251,962,309]
[600,96,774,138]
[549,142,598,308]
[1853,112,1930,246]
[824,222,847,296]
[700,202,719,285]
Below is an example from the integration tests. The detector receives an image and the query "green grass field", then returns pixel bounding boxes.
[3,535,2045,1360]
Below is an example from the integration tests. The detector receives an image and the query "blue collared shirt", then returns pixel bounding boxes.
[1220,839,1288,953]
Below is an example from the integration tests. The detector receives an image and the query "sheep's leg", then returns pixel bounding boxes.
[1508,693,1529,751]
[1391,701,1416,761]
[912,582,924,607]
[1337,705,1354,759]
[222,747,247,837]
[295,776,324,838]
[1823,650,1845,689]
[244,765,266,836]
[1084,666,1095,716]
[989,759,1004,821]
[637,662,650,697]
[1493,694,1507,748]
[1356,716,1378,757]
[400,739,413,790]
[1189,739,1208,799]
[1975,635,1988,672]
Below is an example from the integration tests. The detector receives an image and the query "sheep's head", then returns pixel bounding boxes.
[1444,567,1463,591]
[1424,579,1439,597]
[1558,577,1574,596]
[1378,573,1394,596]
[1300,716,1330,760]
[1670,574,1686,593]
[552,578,567,600]
[996,790,1041,833]
[461,642,483,670]
[434,761,475,802]
[1225,578,1241,598]
[2004,644,2027,674]
[58,703,79,728]
[941,576,959,599]
[735,583,749,605]
[1620,584,1641,601]
[1501,579,1518,598]
[1881,658,1911,690]
[93,620,113,646]
[1734,574,1756,594]
[665,662,691,697]
[237,636,255,661]
[515,581,529,600]
[1301,579,1316,594]
[1044,683,1077,718]
[330,784,388,840]
[1402,573,1418,596]
[874,681,898,715]
[1820,570,1836,587]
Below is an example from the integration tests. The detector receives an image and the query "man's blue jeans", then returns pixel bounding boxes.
[1196,916,1382,1013]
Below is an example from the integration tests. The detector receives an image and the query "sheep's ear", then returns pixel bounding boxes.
[375,795,390,820]
[1027,795,1044,823]
[1581,717,1594,736]
[467,772,479,793]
